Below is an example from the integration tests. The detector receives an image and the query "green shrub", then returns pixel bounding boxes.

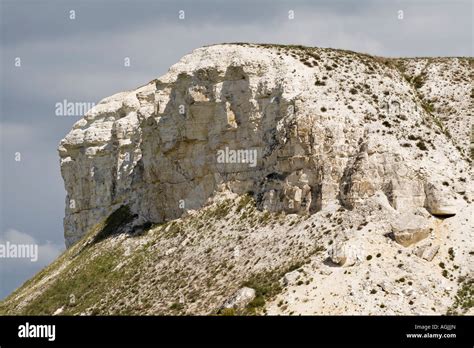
[248,296,265,308]
[169,302,184,311]
[220,308,235,316]
[416,140,428,151]
[447,278,473,315]
[413,74,425,89]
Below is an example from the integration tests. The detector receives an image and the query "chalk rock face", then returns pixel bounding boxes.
[395,57,472,157]
[58,44,470,246]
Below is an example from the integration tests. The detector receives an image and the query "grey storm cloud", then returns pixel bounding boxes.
[0,0,472,298]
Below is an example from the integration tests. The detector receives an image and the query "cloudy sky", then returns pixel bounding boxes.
[0,0,472,299]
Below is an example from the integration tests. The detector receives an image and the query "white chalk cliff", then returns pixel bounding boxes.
[58,44,471,246]
[2,44,471,316]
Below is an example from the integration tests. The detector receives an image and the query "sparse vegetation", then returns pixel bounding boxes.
[413,73,426,89]
[448,248,455,261]
[447,278,473,315]
[416,140,428,151]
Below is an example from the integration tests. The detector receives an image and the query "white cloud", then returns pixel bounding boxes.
[0,229,64,299]
[0,229,64,266]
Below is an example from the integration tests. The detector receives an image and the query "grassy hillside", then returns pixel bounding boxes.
[0,195,321,315]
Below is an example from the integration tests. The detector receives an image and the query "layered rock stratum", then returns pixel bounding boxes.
[1,44,472,315]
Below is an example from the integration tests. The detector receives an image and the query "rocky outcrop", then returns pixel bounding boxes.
[58,44,470,247]
[282,270,301,285]
[328,241,362,266]
[221,287,256,310]
[424,182,457,217]
[413,242,440,262]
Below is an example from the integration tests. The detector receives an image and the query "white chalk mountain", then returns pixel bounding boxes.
[1,44,472,315]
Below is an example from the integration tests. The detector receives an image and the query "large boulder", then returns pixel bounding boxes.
[424,183,457,217]
[391,214,432,247]
[281,270,301,285]
[328,241,363,266]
